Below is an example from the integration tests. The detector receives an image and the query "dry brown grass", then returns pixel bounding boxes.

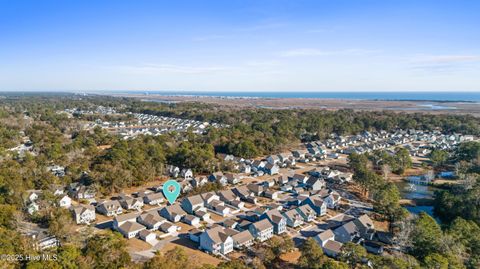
[160,238,222,266]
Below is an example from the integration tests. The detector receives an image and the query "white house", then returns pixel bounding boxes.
[71,205,96,224]
[27,202,39,215]
[96,200,123,216]
[264,163,280,175]
[183,214,200,226]
[249,219,274,242]
[262,209,287,234]
[231,230,255,249]
[282,209,304,228]
[58,195,72,208]
[159,222,179,234]
[295,204,316,222]
[181,195,205,214]
[160,204,187,222]
[137,211,166,230]
[199,226,234,255]
[139,230,156,244]
[143,192,164,205]
[303,195,328,216]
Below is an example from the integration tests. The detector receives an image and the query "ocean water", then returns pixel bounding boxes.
[120,91,480,102]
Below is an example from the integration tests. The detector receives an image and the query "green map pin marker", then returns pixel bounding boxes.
[163,180,181,204]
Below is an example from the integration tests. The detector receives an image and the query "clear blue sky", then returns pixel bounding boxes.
[1,0,479,92]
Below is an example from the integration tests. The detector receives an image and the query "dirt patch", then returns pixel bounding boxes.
[280,249,301,264]
[127,238,152,252]
[161,238,222,266]
[372,219,390,232]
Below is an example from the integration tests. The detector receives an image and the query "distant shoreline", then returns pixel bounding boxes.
[1,91,479,103]
[110,91,480,103]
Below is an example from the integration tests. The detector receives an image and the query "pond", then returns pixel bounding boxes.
[394,181,441,221]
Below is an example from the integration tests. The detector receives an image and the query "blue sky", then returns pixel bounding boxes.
[0,0,479,92]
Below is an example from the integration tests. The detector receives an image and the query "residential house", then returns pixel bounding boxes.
[275,175,289,185]
[333,173,353,183]
[264,163,280,175]
[167,165,180,177]
[58,195,72,208]
[295,204,316,222]
[199,226,234,255]
[183,214,200,226]
[195,209,211,221]
[180,181,193,193]
[69,183,96,200]
[190,176,208,188]
[247,183,264,196]
[137,211,166,230]
[160,204,187,222]
[139,230,156,244]
[261,209,287,234]
[181,195,205,214]
[239,164,251,174]
[305,177,325,191]
[314,229,335,247]
[277,153,292,164]
[323,240,343,258]
[333,221,360,243]
[212,203,230,217]
[218,189,239,203]
[222,218,238,229]
[159,222,179,234]
[282,209,304,228]
[113,212,140,230]
[96,200,123,216]
[180,168,193,180]
[225,173,240,184]
[233,185,257,204]
[119,195,144,211]
[237,220,253,231]
[292,150,307,159]
[291,174,308,184]
[200,192,220,205]
[353,214,375,240]
[262,179,275,188]
[362,241,384,254]
[71,205,96,224]
[251,160,266,171]
[249,219,274,242]
[113,212,145,239]
[209,172,228,186]
[231,230,254,249]
[143,192,164,205]
[319,190,341,209]
[266,155,280,164]
[303,195,327,216]
[230,200,245,209]
[189,228,203,243]
[264,189,279,200]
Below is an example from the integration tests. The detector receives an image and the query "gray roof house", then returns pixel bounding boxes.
[96,200,123,216]
[249,219,274,242]
[160,204,187,222]
[199,226,234,255]
[261,209,287,234]
[181,195,205,214]
[71,205,95,224]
